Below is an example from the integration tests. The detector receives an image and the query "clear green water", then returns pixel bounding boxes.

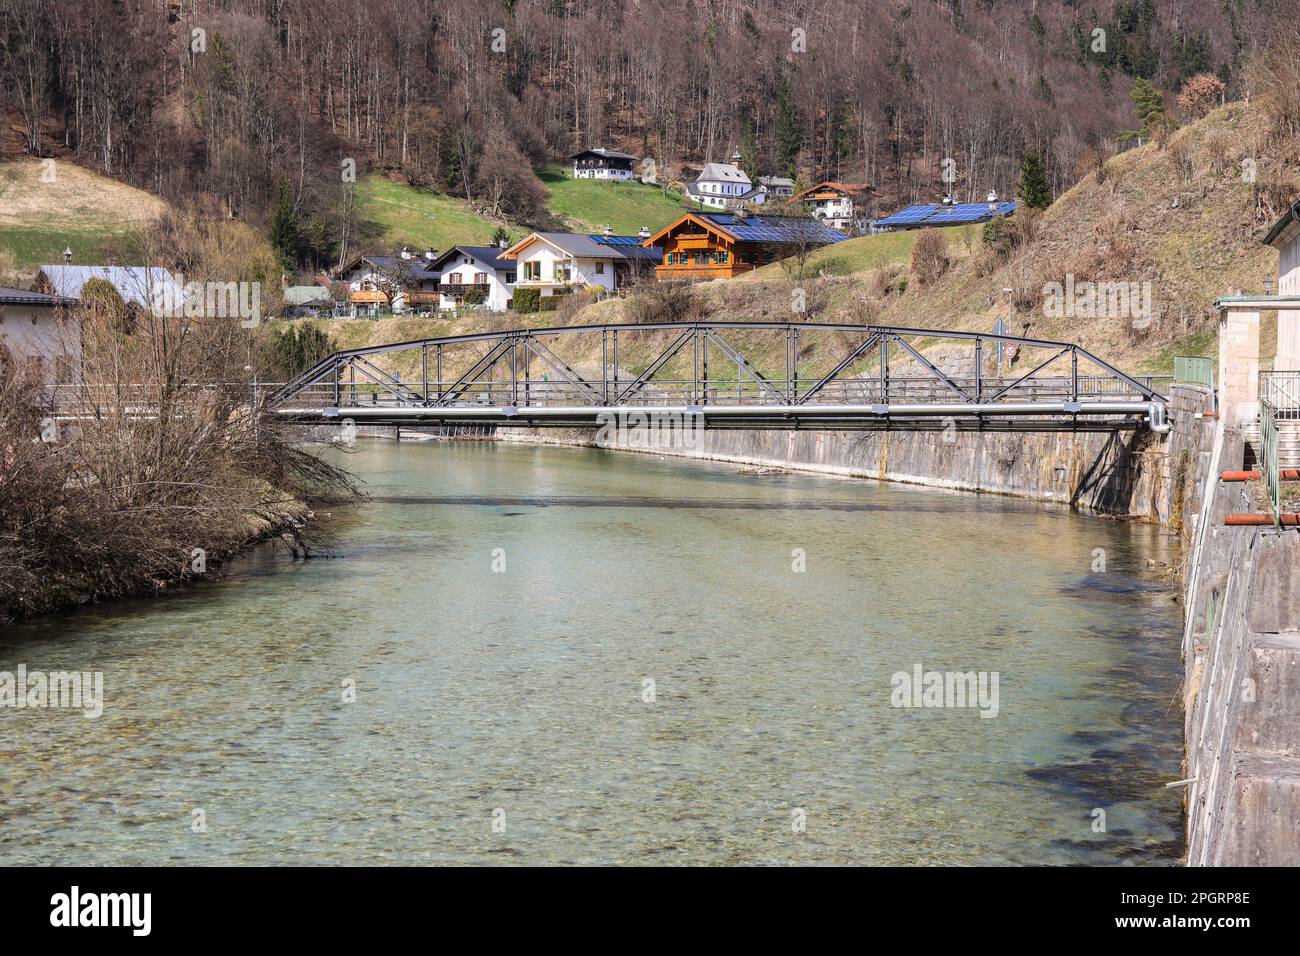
[0,439,1185,864]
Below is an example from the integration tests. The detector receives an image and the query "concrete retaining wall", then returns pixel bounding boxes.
[503,385,1218,529]
[1181,426,1300,865]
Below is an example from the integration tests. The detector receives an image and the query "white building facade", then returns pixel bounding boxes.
[0,287,81,385]
[430,246,517,311]
[504,232,661,298]
[687,158,765,210]
[570,149,637,180]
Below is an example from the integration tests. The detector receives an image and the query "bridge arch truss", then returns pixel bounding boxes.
[269,321,1171,433]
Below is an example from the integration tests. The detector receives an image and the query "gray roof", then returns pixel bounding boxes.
[430,246,516,274]
[35,265,183,310]
[1264,199,1300,248]
[0,286,72,307]
[696,162,751,185]
[759,176,795,188]
[526,232,660,262]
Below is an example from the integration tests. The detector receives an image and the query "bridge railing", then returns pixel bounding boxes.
[1260,370,1300,420]
[1262,397,1282,527]
[276,373,1168,410]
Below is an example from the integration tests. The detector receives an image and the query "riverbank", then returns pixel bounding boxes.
[0,484,312,625]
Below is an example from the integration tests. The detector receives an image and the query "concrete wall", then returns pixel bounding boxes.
[504,384,1217,530]
[1181,426,1300,865]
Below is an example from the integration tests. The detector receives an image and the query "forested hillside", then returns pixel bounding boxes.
[0,0,1291,271]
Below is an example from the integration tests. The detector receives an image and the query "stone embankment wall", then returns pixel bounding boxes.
[502,384,1218,528]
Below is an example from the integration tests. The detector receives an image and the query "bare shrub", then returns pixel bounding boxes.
[1167,134,1195,184]
[1075,144,1113,184]
[869,263,905,297]
[0,214,356,623]
[909,228,949,286]
[1203,129,1232,176]
[971,245,1000,277]
[0,249,20,287]
[1178,73,1225,120]
[1151,113,1178,149]
[624,282,709,324]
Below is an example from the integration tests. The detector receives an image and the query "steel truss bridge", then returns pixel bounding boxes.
[269,321,1172,433]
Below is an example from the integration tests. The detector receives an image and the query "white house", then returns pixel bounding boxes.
[792,182,875,233]
[428,246,517,312]
[0,286,81,385]
[570,148,637,180]
[758,175,795,200]
[686,152,766,210]
[334,249,440,314]
[502,230,661,298]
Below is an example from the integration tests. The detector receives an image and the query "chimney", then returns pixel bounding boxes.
[62,246,73,264]
[941,194,953,206]
[602,224,614,236]
[400,246,412,259]
[498,237,509,249]
[638,225,650,239]
[987,189,999,211]
[424,248,436,260]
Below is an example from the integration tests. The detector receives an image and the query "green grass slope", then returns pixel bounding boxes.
[539,166,686,235]
[356,176,524,252]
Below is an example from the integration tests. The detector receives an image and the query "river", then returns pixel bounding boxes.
[0,438,1185,865]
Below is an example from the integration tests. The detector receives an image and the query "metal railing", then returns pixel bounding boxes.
[1174,355,1215,388]
[1262,399,1281,528]
[1260,370,1300,420]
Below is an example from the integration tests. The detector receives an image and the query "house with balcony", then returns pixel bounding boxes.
[333,249,440,314]
[792,182,874,233]
[570,148,637,180]
[502,230,661,299]
[428,246,517,311]
[646,211,846,280]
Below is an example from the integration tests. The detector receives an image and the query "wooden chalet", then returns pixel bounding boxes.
[645,211,847,280]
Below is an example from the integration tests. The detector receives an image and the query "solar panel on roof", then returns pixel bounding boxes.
[878,199,1017,227]
[878,204,936,225]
